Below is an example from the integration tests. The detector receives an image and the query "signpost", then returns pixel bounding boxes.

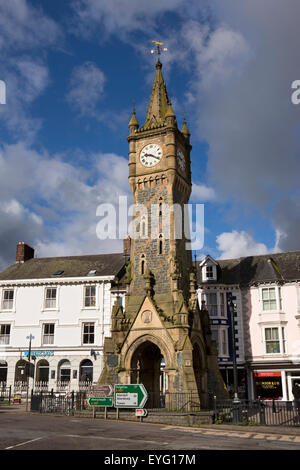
[87,384,148,420]
[89,384,113,397]
[88,397,113,407]
[114,384,148,409]
[88,384,114,419]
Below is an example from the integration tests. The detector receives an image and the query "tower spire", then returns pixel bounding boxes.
[140,41,173,131]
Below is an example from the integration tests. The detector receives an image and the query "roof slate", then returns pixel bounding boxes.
[0,253,125,281]
[197,250,300,285]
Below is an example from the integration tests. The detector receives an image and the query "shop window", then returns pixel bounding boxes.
[0,360,7,383]
[80,359,93,382]
[59,360,71,382]
[36,360,49,382]
[254,372,282,400]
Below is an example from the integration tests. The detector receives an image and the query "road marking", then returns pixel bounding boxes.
[160,425,300,443]
[64,434,169,446]
[5,437,44,450]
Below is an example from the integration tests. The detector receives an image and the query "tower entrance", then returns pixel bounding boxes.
[131,340,164,407]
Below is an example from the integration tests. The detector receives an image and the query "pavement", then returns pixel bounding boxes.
[0,404,300,451]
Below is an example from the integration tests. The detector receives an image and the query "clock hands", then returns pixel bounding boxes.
[143,153,160,160]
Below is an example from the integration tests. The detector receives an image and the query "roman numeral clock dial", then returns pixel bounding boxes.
[140,144,162,167]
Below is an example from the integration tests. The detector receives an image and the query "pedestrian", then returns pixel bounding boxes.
[292,381,300,423]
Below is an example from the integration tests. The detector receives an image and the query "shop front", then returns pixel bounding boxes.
[253,372,283,400]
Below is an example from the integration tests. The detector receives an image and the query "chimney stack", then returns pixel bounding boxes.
[16,242,34,263]
[123,235,131,257]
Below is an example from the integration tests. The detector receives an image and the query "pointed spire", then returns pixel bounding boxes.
[128,100,139,130]
[165,102,176,117]
[181,118,190,137]
[141,60,173,130]
[128,110,139,127]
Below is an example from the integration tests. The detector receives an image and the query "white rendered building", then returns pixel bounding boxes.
[198,252,300,401]
[0,242,125,393]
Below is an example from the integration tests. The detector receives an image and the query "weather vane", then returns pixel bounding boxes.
[151,40,168,60]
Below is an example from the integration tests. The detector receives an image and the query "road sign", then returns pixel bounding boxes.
[114,384,148,408]
[135,408,148,417]
[89,384,113,397]
[88,397,113,407]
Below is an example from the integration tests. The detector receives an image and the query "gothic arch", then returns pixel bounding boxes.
[123,333,172,371]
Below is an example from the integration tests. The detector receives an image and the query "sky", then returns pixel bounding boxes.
[0,0,300,271]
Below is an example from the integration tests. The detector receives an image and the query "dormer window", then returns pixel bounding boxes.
[200,256,218,282]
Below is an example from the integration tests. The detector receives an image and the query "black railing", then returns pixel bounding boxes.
[145,392,201,412]
[213,398,300,426]
[30,390,88,414]
[30,391,300,427]
[0,385,12,404]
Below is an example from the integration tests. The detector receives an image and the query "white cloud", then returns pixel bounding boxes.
[191,183,216,202]
[71,0,185,38]
[66,62,106,117]
[0,141,131,271]
[216,230,268,259]
[0,0,62,51]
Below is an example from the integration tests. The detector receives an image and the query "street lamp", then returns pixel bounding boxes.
[228,295,238,399]
[228,295,241,423]
[25,334,35,411]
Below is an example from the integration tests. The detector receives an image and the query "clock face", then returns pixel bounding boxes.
[177,148,185,170]
[140,144,162,167]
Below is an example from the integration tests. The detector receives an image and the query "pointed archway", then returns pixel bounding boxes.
[130,340,164,407]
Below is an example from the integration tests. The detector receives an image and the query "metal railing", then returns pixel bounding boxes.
[145,392,201,412]
[213,398,300,426]
[31,390,88,414]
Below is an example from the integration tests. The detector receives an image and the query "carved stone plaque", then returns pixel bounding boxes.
[141,310,152,324]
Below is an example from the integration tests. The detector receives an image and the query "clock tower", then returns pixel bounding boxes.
[99,56,228,407]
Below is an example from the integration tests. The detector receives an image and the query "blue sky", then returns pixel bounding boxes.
[0,0,300,270]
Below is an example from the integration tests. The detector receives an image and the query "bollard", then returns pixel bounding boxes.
[259,399,266,425]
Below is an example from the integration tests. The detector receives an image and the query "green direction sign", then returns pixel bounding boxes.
[114,384,148,408]
[88,397,113,407]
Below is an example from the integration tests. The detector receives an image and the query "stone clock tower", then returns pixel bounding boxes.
[99,57,228,407]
